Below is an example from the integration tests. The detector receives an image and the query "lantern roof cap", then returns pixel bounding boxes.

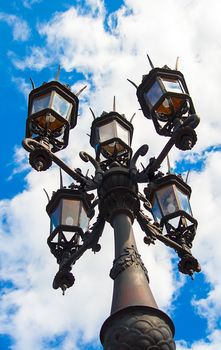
[141,66,185,84]
[46,187,92,216]
[145,173,192,199]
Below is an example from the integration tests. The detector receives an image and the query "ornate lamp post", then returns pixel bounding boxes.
[22,60,201,350]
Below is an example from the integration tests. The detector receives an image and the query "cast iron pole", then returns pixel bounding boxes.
[99,166,176,349]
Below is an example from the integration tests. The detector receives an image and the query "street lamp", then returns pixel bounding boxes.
[26,80,79,153]
[90,111,133,163]
[144,173,200,277]
[22,62,201,350]
[136,63,200,149]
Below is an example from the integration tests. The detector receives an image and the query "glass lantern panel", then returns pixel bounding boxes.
[35,113,64,132]
[61,199,80,227]
[143,80,163,107]
[168,216,180,229]
[51,202,62,231]
[157,185,179,216]
[99,121,116,143]
[116,122,130,145]
[52,92,72,119]
[32,93,51,114]
[151,196,162,223]
[177,189,192,215]
[161,78,184,94]
[156,96,184,116]
[102,141,126,156]
[79,205,89,230]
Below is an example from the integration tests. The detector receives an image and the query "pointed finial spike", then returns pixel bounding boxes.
[166,155,171,174]
[43,188,50,202]
[113,96,116,112]
[175,56,179,70]
[30,77,35,90]
[127,78,138,89]
[89,107,96,120]
[76,85,87,97]
[59,168,63,189]
[55,65,61,81]
[147,54,154,69]
[130,112,136,123]
[185,169,190,183]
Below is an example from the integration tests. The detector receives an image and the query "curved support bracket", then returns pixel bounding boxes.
[79,151,104,187]
[137,123,198,182]
[138,192,152,211]
[22,137,44,152]
[129,144,149,176]
[80,151,101,172]
[136,135,176,182]
[22,138,94,188]
[136,211,201,277]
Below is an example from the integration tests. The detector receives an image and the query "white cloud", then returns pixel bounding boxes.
[6,146,30,181]
[9,47,51,71]
[22,0,42,9]
[0,12,30,41]
[9,0,221,152]
[2,0,221,348]
[188,152,221,328]
[177,329,221,350]
[11,76,31,101]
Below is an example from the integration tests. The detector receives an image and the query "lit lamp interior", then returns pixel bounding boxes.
[31,91,73,132]
[27,81,79,142]
[144,77,186,120]
[137,67,193,126]
[97,119,131,156]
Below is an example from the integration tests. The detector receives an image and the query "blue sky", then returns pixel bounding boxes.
[1,1,221,349]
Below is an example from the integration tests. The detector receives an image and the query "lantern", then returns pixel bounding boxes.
[137,67,196,136]
[90,111,133,160]
[145,174,197,237]
[26,81,79,152]
[46,188,91,261]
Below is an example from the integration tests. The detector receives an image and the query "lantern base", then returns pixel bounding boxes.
[100,305,175,350]
[29,147,52,171]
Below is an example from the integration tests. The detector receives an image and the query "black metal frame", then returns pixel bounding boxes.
[26,81,79,152]
[137,67,197,137]
[22,62,201,350]
[90,111,133,163]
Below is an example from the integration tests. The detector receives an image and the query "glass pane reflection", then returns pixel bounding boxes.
[152,197,162,223]
[51,203,61,231]
[116,122,130,145]
[177,189,192,215]
[52,93,71,119]
[161,78,184,94]
[99,121,115,142]
[80,205,89,230]
[157,186,179,216]
[32,94,51,114]
[144,80,163,107]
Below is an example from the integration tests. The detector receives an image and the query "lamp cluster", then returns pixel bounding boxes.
[23,60,201,295]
